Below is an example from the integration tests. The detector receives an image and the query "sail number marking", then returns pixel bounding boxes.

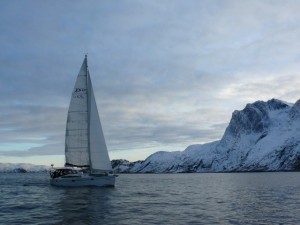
[73,88,87,99]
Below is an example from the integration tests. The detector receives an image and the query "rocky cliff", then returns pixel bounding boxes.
[112,99,300,173]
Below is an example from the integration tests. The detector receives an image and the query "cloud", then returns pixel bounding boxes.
[218,74,300,104]
[0,104,65,156]
[0,143,63,157]
[1,1,300,160]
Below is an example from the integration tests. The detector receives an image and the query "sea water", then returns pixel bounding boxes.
[0,172,300,225]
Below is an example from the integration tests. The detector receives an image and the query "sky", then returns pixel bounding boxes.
[1,0,300,166]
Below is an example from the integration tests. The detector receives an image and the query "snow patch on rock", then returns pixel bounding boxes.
[112,99,300,173]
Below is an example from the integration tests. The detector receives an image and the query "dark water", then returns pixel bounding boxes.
[1,172,300,225]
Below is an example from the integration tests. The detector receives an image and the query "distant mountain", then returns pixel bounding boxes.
[112,99,300,173]
[0,163,49,173]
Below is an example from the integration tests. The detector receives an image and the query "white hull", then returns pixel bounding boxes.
[50,174,115,187]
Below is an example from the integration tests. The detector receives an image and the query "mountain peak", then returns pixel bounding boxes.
[289,99,300,120]
[266,98,290,110]
[223,99,290,138]
[111,98,300,173]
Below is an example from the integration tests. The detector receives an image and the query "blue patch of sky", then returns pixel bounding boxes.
[0,143,44,151]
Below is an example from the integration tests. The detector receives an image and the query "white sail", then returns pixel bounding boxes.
[88,72,113,172]
[65,57,89,166]
[65,56,112,172]
[50,55,116,187]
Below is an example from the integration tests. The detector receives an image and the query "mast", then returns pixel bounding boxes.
[86,55,93,172]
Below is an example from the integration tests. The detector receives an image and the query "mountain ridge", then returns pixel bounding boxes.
[113,98,300,173]
[0,163,49,173]
[2,98,300,174]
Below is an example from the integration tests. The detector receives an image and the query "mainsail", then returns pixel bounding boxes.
[65,56,112,172]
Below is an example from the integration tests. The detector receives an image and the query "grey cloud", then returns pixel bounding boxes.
[1,1,300,159]
[0,143,63,157]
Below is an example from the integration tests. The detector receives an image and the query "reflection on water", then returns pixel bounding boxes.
[1,172,300,224]
[55,187,115,224]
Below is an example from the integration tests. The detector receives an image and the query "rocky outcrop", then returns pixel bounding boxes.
[112,99,300,173]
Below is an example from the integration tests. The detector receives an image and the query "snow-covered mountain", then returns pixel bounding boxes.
[112,99,300,173]
[0,163,50,173]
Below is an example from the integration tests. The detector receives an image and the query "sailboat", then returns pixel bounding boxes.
[50,55,116,187]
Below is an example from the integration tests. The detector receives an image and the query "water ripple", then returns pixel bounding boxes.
[1,172,300,224]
